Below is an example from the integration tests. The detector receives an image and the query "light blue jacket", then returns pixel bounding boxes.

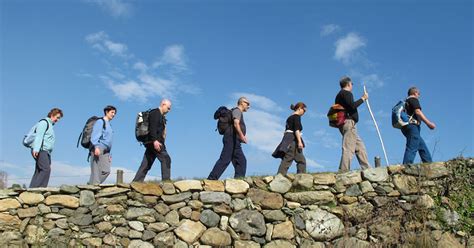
[91,118,113,151]
[32,118,55,153]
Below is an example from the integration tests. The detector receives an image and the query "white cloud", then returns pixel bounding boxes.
[314,129,340,149]
[360,73,384,89]
[231,92,284,113]
[87,0,132,18]
[306,158,324,169]
[321,24,340,36]
[85,31,129,57]
[334,32,366,64]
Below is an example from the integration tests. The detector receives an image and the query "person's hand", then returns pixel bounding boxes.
[94,147,101,157]
[298,142,304,150]
[362,92,369,101]
[427,122,436,130]
[109,155,112,163]
[154,140,162,152]
[240,136,248,144]
[32,151,39,159]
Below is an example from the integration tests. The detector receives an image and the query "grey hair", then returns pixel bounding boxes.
[237,97,249,105]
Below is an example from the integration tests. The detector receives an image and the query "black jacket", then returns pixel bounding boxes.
[272,132,304,159]
[149,108,166,143]
[335,89,364,123]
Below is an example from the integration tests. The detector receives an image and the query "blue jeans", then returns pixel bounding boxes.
[401,124,432,164]
[208,132,247,180]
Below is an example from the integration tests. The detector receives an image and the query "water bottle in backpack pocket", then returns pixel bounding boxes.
[135,109,153,143]
[23,119,49,148]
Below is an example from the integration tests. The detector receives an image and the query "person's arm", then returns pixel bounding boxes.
[148,110,163,151]
[91,119,103,156]
[295,130,303,149]
[342,91,366,111]
[32,120,48,158]
[233,119,247,143]
[415,109,436,129]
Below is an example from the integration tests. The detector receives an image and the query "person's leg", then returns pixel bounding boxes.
[132,146,157,182]
[339,120,356,172]
[98,152,111,183]
[157,146,171,181]
[294,145,307,174]
[208,134,233,180]
[232,137,247,178]
[88,150,101,184]
[29,151,51,188]
[402,124,420,165]
[277,142,296,175]
[353,126,370,170]
[416,126,433,163]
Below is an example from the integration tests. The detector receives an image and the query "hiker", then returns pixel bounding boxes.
[272,102,307,175]
[335,76,371,172]
[401,87,436,164]
[88,105,116,184]
[133,99,172,181]
[29,108,63,188]
[208,97,250,180]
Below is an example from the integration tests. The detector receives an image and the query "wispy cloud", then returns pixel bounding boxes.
[314,129,340,149]
[153,45,187,71]
[231,92,284,112]
[334,32,366,64]
[85,31,130,57]
[87,0,132,18]
[321,24,340,37]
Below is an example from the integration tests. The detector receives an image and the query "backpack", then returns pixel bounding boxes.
[214,106,233,135]
[77,116,105,149]
[327,104,346,128]
[391,100,415,129]
[135,109,154,143]
[23,119,49,148]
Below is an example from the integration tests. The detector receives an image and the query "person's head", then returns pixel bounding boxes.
[407,87,420,98]
[159,99,172,115]
[290,102,307,116]
[339,76,353,91]
[237,97,250,112]
[47,108,63,123]
[103,105,117,120]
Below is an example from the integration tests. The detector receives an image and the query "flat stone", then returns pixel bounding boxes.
[154,203,170,215]
[403,162,449,179]
[174,220,206,244]
[125,207,156,220]
[313,173,336,185]
[165,210,180,226]
[203,180,225,192]
[129,240,154,248]
[19,192,45,205]
[45,213,66,219]
[103,233,117,245]
[225,179,249,194]
[129,229,142,239]
[130,182,163,196]
[17,207,39,218]
[45,195,79,208]
[161,182,176,194]
[269,174,292,193]
[95,221,113,232]
[305,208,344,241]
[393,174,418,195]
[272,221,294,240]
[200,227,232,246]
[178,206,192,219]
[129,221,144,231]
[247,188,284,209]
[107,204,125,214]
[173,180,202,192]
[95,186,130,197]
[76,185,101,190]
[79,190,95,206]
[360,181,375,193]
[220,216,229,230]
[154,232,176,247]
[333,237,370,248]
[264,240,296,248]
[97,195,127,205]
[235,240,261,248]
[387,165,404,174]
[200,209,220,227]
[293,174,314,189]
[0,199,21,211]
[142,230,156,241]
[188,200,204,210]
[339,196,358,204]
[27,187,60,193]
[213,203,233,215]
[161,192,192,204]
[287,201,301,209]
[147,222,169,232]
[345,184,362,196]
[83,238,102,247]
[336,171,362,185]
[284,191,335,205]
[262,210,287,222]
[362,167,389,182]
[200,191,231,205]
[59,185,79,194]
[69,213,93,226]
[229,210,266,236]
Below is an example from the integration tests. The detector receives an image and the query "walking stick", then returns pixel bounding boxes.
[363,85,390,166]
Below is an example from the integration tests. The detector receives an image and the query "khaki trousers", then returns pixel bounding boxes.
[338,119,370,172]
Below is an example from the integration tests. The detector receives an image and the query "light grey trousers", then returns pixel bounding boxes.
[338,119,370,172]
[88,147,111,185]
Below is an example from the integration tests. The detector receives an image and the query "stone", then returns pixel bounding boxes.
[404,162,449,179]
[203,180,225,192]
[96,221,113,232]
[220,216,229,230]
[313,173,336,185]
[266,224,273,241]
[305,208,344,241]
[44,195,79,208]
[333,237,370,248]
[0,199,21,211]
[174,239,188,248]
[336,171,362,185]
[362,167,389,182]
[130,182,163,196]
[47,227,65,236]
[284,191,335,205]
[154,202,170,215]
[441,208,460,226]
[200,227,232,246]
[142,230,156,241]
[339,196,358,204]
[129,221,144,231]
[200,191,231,204]
[342,202,374,223]
[55,219,68,229]
[178,206,192,218]
[114,227,129,237]
[333,181,346,193]
[162,192,192,204]
[129,240,154,248]
[235,240,261,248]
[107,204,125,214]
[147,222,169,232]
[38,204,51,214]
[125,207,156,219]
[293,174,314,189]
[393,174,419,195]
[287,201,301,209]
[143,195,158,204]
[387,164,403,174]
[300,239,326,248]
[83,237,102,247]
[231,198,247,211]
[345,184,362,196]
[188,199,204,210]
[247,188,284,209]
[76,184,101,190]
[95,186,130,197]
[174,180,203,192]
[229,210,266,236]
[154,232,176,247]
[269,174,292,193]
[369,220,400,244]
[371,196,390,207]
[25,225,45,244]
[416,194,435,209]
[129,230,143,238]
[97,195,127,205]
[165,210,180,226]
[174,219,206,244]
[19,192,44,205]
[79,190,95,206]
[262,210,287,222]
[200,209,220,227]
[69,213,93,226]
[264,240,296,248]
[59,184,80,194]
[225,179,250,194]
[213,203,233,215]
[360,181,375,193]
[169,202,186,210]
[17,207,39,218]
[161,182,176,194]
[103,233,117,245]
[27,187,60,193]
[272,221,294,240]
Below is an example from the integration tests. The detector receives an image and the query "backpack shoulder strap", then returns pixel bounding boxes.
[100,118,106,130]
[39,119,49,132]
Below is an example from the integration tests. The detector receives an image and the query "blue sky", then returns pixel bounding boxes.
[1,0,472,186]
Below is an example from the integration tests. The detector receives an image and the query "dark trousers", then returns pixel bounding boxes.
[208,133,247,180]
[401,124,432,164]
[133,144,171,181]
[277,141,306,175]
[29,151,51,188]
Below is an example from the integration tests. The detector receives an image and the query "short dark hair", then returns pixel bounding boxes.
[104,105,117,115]
[407,87,418,96]
[48,108,63,118]
[290,102,307,111]
[340,76,352,88]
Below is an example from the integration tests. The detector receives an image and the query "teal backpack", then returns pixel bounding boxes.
[23,119,49,148]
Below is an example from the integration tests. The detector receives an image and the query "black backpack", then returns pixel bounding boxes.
[214,106,233,135]
[77,116,105,149]
[135,109,154,143]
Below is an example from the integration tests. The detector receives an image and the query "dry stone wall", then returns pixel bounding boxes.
[0,160,472,247]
